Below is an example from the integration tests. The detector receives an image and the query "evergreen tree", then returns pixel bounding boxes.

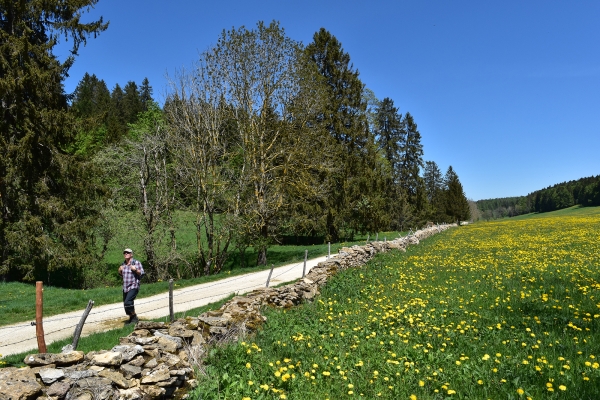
[375,97,403,173]
[305,28,369,241]
[423,160,445,220]
[443,166,470,222]
[122,80,143,124]
[140,77,153,111]
[0,0,108,284]
[107,83,127,142]
[70,72,111,154]
[398,112,424,202]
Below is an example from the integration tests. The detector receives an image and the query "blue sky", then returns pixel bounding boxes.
[56,0,600,201]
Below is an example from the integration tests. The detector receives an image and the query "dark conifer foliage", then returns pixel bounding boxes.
[444,166,471,222]
[375,97,403,173]
[140,77,153,111]
[0,0,108,284]
[305,28,370,241]
[477,175,600,220]
[70,72,111,154]
[398,112,424,204]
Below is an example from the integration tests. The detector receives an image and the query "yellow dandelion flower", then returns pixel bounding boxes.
[559,385,566,391]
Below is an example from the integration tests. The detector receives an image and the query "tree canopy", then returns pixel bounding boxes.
[0,0,108,284]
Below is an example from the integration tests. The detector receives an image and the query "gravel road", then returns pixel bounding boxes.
[0,255,333,358]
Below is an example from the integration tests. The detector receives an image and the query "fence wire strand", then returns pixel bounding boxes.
[0,251,330,350]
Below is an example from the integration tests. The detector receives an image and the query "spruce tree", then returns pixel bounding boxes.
[423,160,445,221]
[107,83,127,142]
[398,112,424,202]
[375,97,403,173]
[305,28,369,241]
[0,0,108,284]
[140,77,153,111]
[122,80,143,124]
[70,73,111,154]
[443,166,470,222]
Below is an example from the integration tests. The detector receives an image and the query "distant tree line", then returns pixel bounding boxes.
[0,4,470,288]
[477,175,600,220]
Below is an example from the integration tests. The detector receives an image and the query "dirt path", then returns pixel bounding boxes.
[0,255,333,358]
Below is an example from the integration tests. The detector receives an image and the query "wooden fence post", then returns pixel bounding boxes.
[169,279,174,323]
[302,250,308,278]
[71,300,94,350]
[266,264,274,287]
[35,281,47,353]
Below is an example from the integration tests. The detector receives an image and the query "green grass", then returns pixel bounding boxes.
[505,205,600,221]
[0,294,235,368]
[0,231,403,327]
[192,206,600,399]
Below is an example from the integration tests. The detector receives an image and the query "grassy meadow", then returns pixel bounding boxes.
[194,206,600,399]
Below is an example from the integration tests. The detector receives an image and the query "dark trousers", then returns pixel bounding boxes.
[123,288,139,316]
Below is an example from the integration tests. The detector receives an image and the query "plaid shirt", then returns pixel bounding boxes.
[121,258,144,292]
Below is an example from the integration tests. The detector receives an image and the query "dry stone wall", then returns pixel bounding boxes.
[1,224,454,400]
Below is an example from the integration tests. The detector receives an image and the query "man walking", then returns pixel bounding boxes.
[119,248,144,325]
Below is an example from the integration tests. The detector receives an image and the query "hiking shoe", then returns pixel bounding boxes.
[129,315,139,325]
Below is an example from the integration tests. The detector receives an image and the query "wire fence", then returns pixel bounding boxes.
[0,250,320,351]
[0,227,446,353]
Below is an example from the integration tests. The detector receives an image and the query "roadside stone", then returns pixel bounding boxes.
[46,381,71,398]
[65,377,113,400]
[159,353,180,368]
[38,368,65,384]
[98,369,130,389]
[91,352,122,367]
[156,337,179,353]
[140,385,165,398]
[0,367,42,400]
[208,326,228,335]
[184,318,199,330]
[153,332,183,348]
[23,352,84,367]
[135,321,165,330]
[140,366,170,384]
[198,316,229,327]
[125,356,146,367]
[116,388,143,400]
[111,345,144,362]
[130,329,151,337]
[143,358,158,369]
[155,377,178,387]
[120,364,142,379]
[63,369,97,380]
[168,324,194,339]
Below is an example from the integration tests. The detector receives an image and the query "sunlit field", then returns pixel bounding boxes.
[195,207,600,399]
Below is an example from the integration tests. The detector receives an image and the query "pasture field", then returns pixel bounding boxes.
[196,207,600,399]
